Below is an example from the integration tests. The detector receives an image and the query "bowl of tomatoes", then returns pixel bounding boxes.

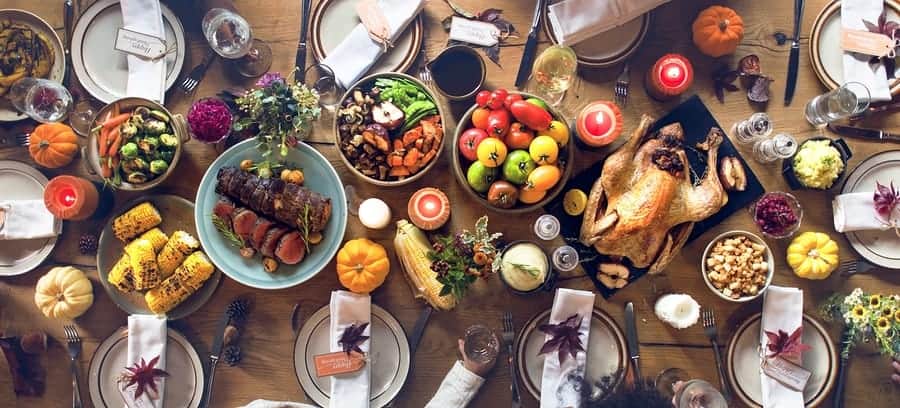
[451,89,574,213]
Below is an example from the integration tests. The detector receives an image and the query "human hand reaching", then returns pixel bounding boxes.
[459,338,496,378]
[892,357,900,386]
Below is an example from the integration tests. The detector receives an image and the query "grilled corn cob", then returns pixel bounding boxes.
[124,228,169,253]
[145,275,193,314]
[113,202,162,242]
[173,251,215,291]
[394,220,456,311]
[157,231,200,278]
[107,254,135,292]
[126,238,160,290]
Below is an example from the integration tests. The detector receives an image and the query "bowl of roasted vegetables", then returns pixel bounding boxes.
[86,97,189,190]
[334,72,446,186]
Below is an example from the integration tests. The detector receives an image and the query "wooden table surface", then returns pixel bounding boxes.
[2,0,900,407]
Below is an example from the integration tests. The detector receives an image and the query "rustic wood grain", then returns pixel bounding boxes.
[1,0,900,407]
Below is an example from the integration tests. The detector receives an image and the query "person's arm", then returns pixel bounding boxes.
[892,357,900,386]
[424,339,496,408]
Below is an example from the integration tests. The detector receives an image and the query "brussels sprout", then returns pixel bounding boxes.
[138,137,159,153]
[143,119,167,135]
[149,110,170,122]
[122,158,149,173]
[120,122,139,139]
[119,142,139,159]
[159,133,178,148]
[149,159,169,175]
[157,150,175,163]
[126,172,148,184]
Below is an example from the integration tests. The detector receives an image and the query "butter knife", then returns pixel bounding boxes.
[828,123,900,142]
[201,306,232,408]
[408,305,433,356]
[784,0,804,105]
[296,0,313,75]
[514,0,546,88]
[63,0,74,88]
[624,302,642,381]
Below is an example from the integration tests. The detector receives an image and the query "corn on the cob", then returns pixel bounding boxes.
[394,220,456,311]
[126,238,160,290]
[124,228,169,254]
[145,275,193,314]
[157,231,200,278]
[113,202,162,242]
[173,251,215,291]
[107,254,135,292]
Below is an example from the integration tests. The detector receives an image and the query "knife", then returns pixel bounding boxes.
[514,0,546,88]
[408,305,433,356]
[828,123,900,142]
[624,302,642,381]
[783,0,805,105]
[63,0,74,88]
[201,306,232,408]
[296,0,313,75]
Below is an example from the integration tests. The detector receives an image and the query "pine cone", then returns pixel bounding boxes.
[222,345,241,366]
[226,298,251,321]
[78,234,98,255]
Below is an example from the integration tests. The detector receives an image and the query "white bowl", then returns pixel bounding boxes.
[701,231,774,303]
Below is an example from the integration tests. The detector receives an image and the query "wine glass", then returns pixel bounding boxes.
[528,45,578,106]
[202,8,272,78]
[7,78,72,123]
[304,63,344,110]
[67,88,99,137]
[673,379,728,408]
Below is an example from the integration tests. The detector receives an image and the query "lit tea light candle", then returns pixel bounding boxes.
[576,101,623,148]
[646,54,694,101]
[44,175,100,221]
[408,188,450,231]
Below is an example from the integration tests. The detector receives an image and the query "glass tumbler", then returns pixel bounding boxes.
[804,82,870,128]
[304,63,344,110]
[7,78,72,123]
[463,324,500,364]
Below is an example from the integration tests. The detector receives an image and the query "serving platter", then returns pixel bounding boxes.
[0,160,61,276]
[293,304,410,407]
[727,313,838,408]
[515,307,627,400]
[97,194,221,320]
[541,2,649,68]
[88,326,204,408]
[810,0,900,95]
[0,9,66,122]
[840,150,900,269]
[195,139,348,290]
[71,0,186,104]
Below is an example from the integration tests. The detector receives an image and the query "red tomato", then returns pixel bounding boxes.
[509,100,552,131]
[471,107,491,130]
[458,128,489,161]
[487,109,511,138]
[505,122,534,150]
[487,89,508,110]
[475,90,491,108]
[503,93,523,110]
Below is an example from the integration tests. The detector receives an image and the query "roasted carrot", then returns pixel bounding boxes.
[98,126,110,157]
[100,159,112,178]
[107,128,122,156]
[403,148,420,167]
[389,166,411,177]
[388,154,403,167]
[102,113,131,130]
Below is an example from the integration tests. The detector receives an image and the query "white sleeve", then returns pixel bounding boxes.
[424,361,486,408]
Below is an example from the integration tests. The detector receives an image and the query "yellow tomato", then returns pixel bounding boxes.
[563,189,587,216]
[529,136,559,165]
[519,188,547,204]
[541,120,570,147]
[526,165,561,192]
[476,138,508,168]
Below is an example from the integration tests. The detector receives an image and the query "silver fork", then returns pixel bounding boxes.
[614,63,630,106]
[179,49,217,94]
[64,325,84,408]
[701,309,731,403]
[501,312,522,408]
[418,66,434,90]
[839,259,878,276]
[0,133,30,147]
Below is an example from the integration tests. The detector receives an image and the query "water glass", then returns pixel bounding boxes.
[304,64,344,110]
[202,8,272,77]
[673,379,728,408]
[753,133,797,163]
[731,112,772,145]
[804,82,870,127]
[463,325,499,364]
[529,45,578,105]
[7,78,72,123]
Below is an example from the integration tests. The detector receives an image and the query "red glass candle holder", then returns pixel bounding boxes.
[43,176,100,221]
[646,54,694,101]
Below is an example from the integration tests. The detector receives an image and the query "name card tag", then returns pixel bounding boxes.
[314,351,366,377]
[115,28,167,60]
[841,29,897,58]
[762,356,811,392]
[449,17,500,47]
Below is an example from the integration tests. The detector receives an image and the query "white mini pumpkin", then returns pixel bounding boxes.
[34,266,94,319]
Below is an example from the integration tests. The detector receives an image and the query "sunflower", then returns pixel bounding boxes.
[894,309,900,323]
[850,304,869,323]
[876,316,891,333]
[869,295,882,308]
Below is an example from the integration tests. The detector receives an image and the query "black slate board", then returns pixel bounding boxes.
[545,95,765,298]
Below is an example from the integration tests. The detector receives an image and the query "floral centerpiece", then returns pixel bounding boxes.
[429,216,502,300]
[232,71,321,168]
[821,288,900,357]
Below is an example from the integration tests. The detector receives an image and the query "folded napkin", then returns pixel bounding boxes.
[843,0,893,102]
[760,286,804,408]
[120,0,167,103]
[330,291,371,408]
[239,401,315,408]
[833,192,890,232]
[541,288,595,408]
[322,0,425,88]
[0,200,59,240]
[124,314,167,408]
[547,0,669,46]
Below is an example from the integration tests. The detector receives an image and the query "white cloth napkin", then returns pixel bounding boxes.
[329,291,371,408]
[540,288,595,408]
[547,0,669,46]
[125,314,167,408]
[760,286,804,408]
[0,200,59,240]
[239,401,315,408]
[833,192,891,232]
[120,0,167,103]
[322,0,425,88]
[842,0,893,102]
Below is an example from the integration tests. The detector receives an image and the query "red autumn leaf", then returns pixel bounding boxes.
[765,327,812,359]
[874,180,899,216]
[122,355,170,400]
[538,314,585,364]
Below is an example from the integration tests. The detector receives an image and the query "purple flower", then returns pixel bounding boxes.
[255,72,285,88]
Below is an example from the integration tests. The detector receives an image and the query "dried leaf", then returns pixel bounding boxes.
[483,44,501,67]
[338,323,370,355]
[538,314,585,364]
[445,0,476,19]
[122,355,170,400]
[747,75,774,103]
[765,327,812,359]
[864,19,880,34]
[874,180,899,216]
[479,8,503,22]
[712,66,740,104]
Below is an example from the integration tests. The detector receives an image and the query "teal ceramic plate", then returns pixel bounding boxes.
[195,139,347,289]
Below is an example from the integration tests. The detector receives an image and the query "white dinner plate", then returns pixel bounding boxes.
[727,313,838,408]
[841,150,900,269]
[542,2,649,68]
[293,304,410,408]
[515,308,628,401]
[0,9,66,122]
[0,160,60,276]
[71,0,185,104]
[88,327,204,408]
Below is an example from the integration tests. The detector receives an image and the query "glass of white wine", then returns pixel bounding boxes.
[528,45,578,106]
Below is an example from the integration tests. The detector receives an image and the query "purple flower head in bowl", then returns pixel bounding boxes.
[256,72,285,88]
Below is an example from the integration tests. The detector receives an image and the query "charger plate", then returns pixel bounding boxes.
[840,150,900,269]
[542,2,649,68]
[0,160,60,276]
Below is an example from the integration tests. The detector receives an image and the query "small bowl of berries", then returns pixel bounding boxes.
[750,191,803,239]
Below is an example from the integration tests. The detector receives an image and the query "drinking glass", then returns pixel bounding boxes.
[68,96,98,137]
[673,379,728,408]
[805,82,870,128]
[529,45,578,105]
[304,64,344,110]
[7,78,72,123]
[202,8,272,78]
[753,133,797,163]
[463,325,499,364]
[731,112,772,145]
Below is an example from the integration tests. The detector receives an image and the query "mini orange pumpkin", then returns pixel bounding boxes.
[692,6,744,58]
[28,123,78,168]
[336,238,390,294]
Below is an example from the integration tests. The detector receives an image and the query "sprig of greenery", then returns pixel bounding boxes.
[211,214,244,249]
[298,203,312,253]
[429,216,502,301]
[510,263,541,277]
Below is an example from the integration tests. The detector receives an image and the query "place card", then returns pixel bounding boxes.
[313,351,366,377]
[762,356,811,392]
[841,29,897,58]
[449,17,500,47]
[114,28,167,61]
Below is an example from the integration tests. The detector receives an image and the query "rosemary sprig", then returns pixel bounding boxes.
[509,262,541,277]
[299,203,311,253]
[212,214,245,249]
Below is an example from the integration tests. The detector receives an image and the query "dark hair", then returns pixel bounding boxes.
[584,379,672,408]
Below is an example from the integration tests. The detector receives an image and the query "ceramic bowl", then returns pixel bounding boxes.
[701,231,774,303]
[782,137,852,190]
[498,240,554,295]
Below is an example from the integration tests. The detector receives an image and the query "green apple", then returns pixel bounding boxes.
[525,97,549,110]
[467,161,498,193]
[502,150,536,185]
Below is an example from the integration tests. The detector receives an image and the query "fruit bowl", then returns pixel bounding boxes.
[451,92,575,214]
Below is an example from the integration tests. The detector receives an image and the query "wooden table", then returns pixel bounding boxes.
[2,0,900,407]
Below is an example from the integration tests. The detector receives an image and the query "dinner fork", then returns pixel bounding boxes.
[501,312,522,408]
[701,309,731,402]
[0,132,30,148]
[64,325,84,408]
[839,259,879,276]
[614,63,630,106]
[418,66,434,90]
[179,49,217,94]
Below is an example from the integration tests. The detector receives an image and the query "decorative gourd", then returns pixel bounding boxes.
[692,6,744,57]
[28,123,78,168]
[787,232,839,280]
[336,238,390,293]
[34,266,94,319]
